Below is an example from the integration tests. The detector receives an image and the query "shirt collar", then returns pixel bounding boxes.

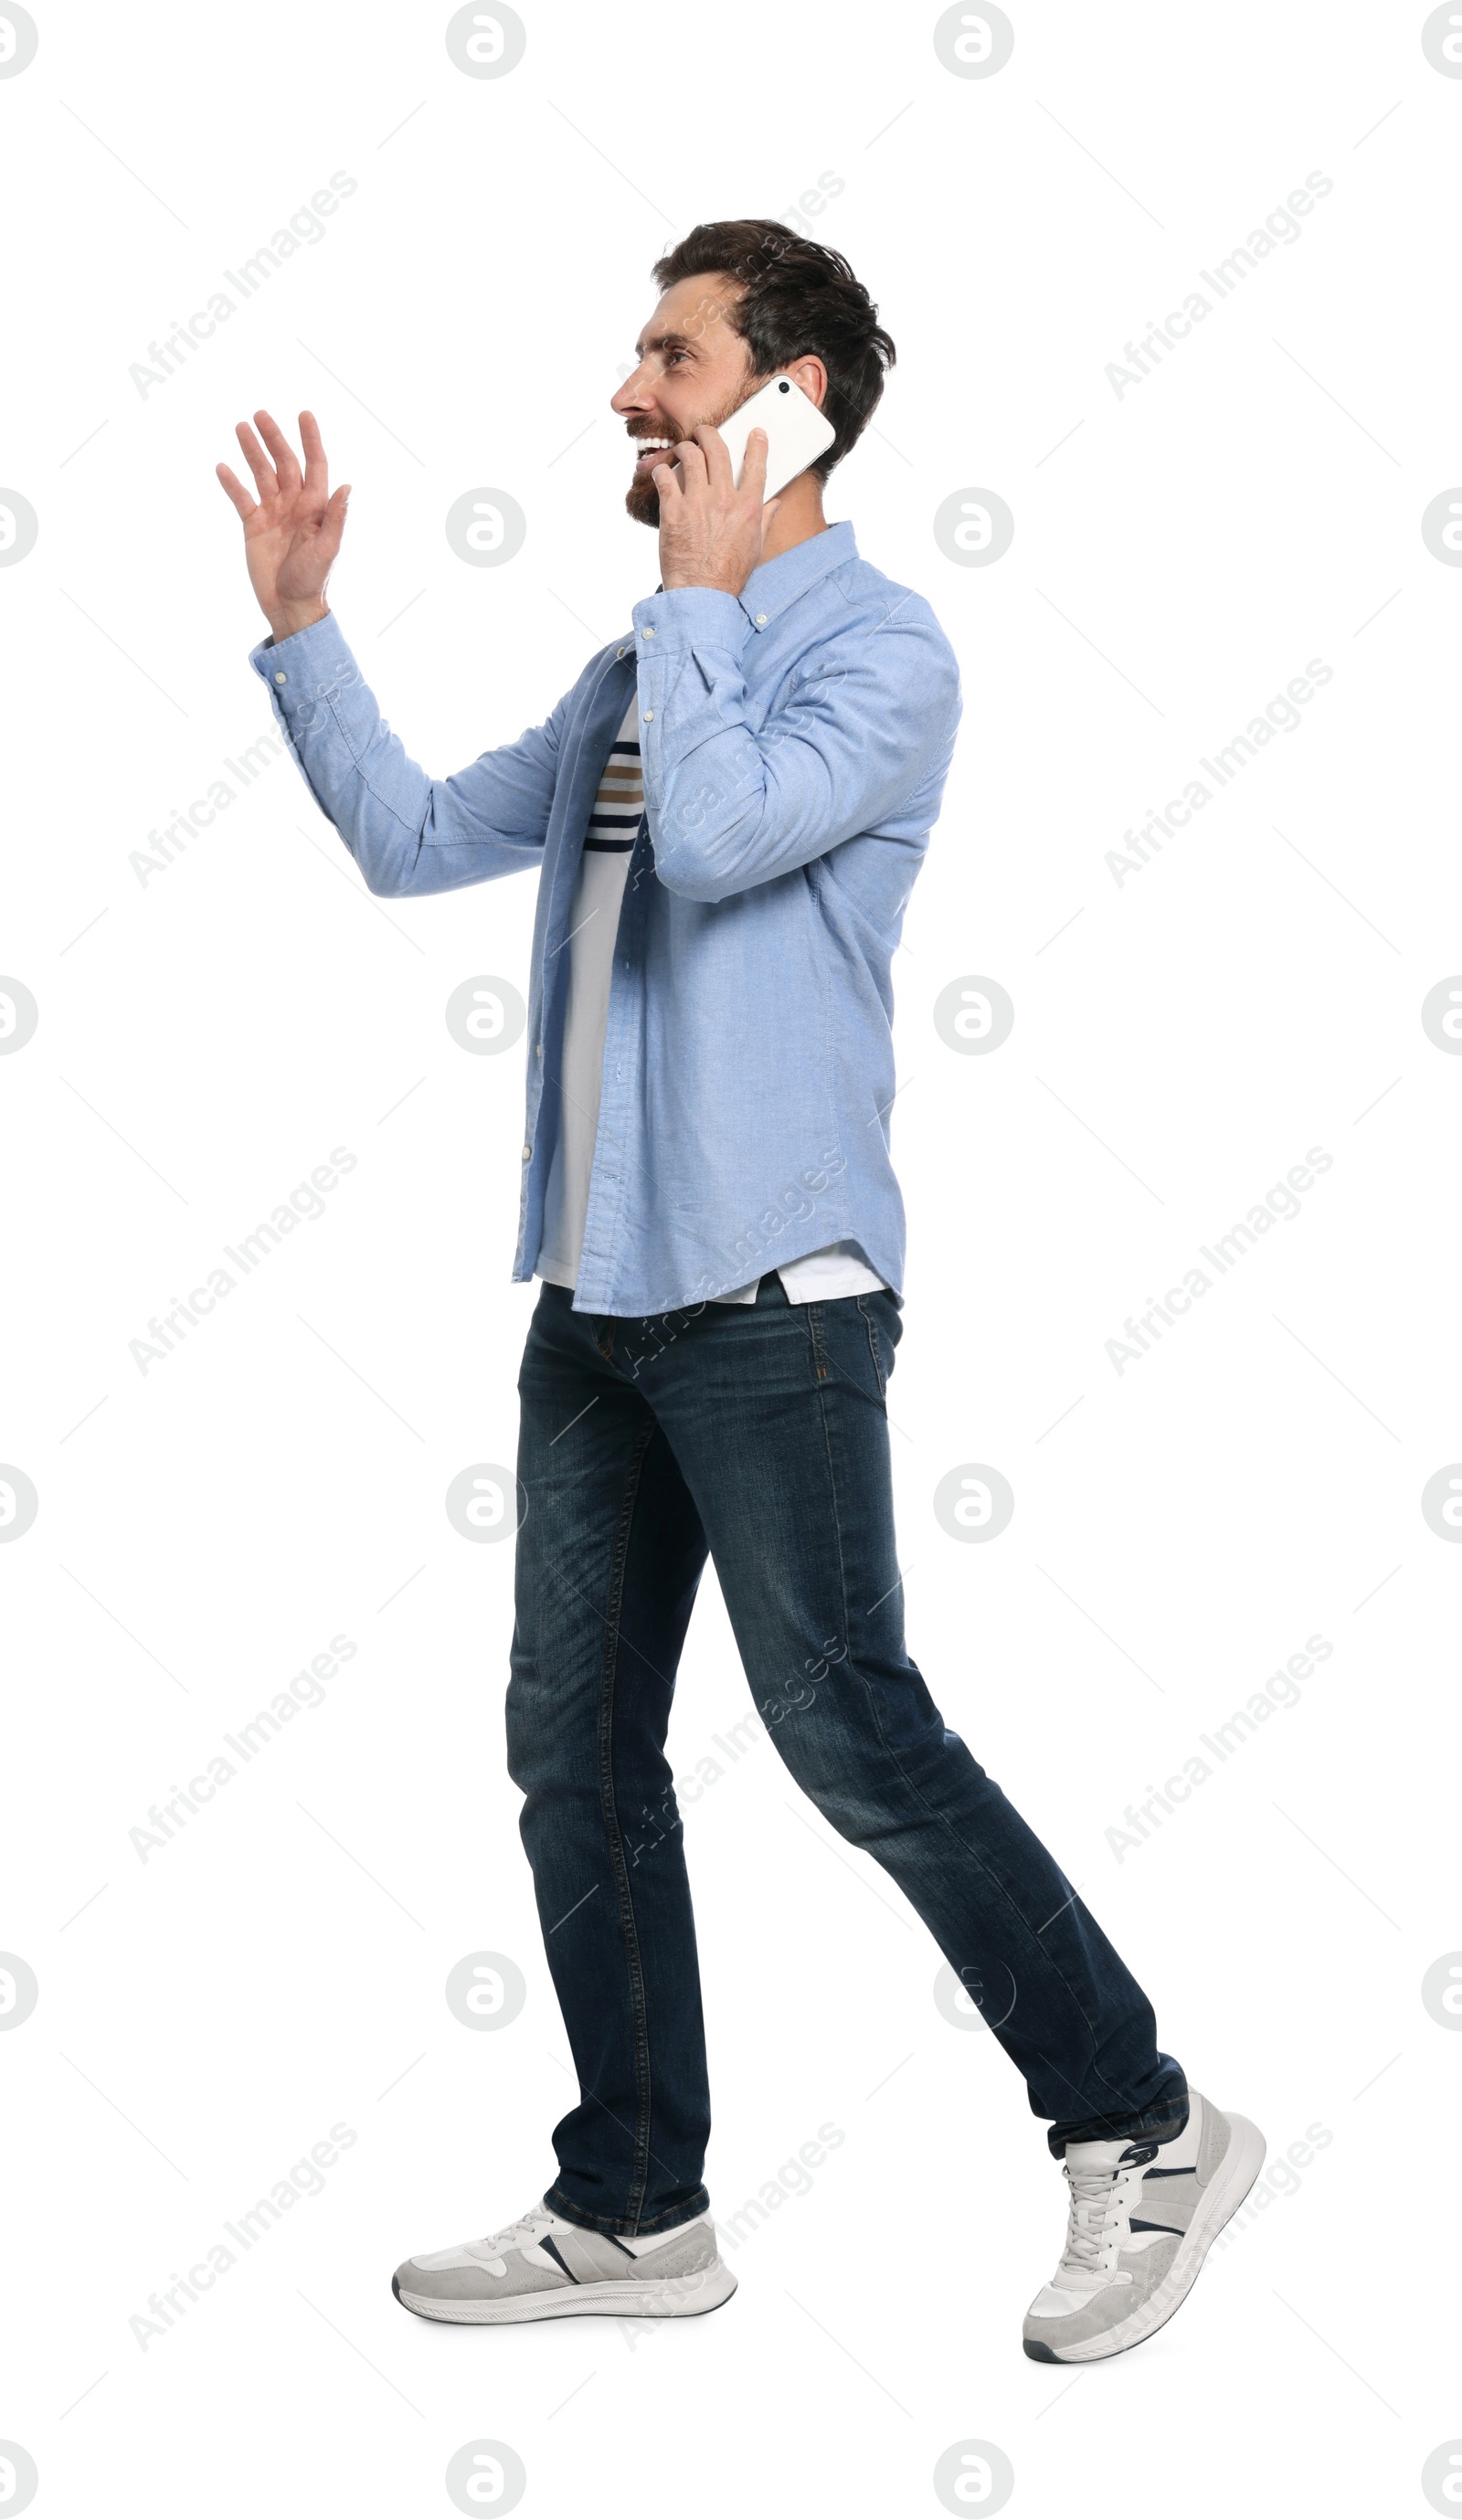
[622,520,857,654]
[736,518,857,631]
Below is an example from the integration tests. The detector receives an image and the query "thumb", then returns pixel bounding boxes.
[758,494,782,554]
[316,482,351,560]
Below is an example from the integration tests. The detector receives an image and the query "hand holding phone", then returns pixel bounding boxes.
[715,373,836,501]
[653,375,835,597]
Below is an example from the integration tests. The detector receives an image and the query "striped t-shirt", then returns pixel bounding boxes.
[536,701,642,1288]
[583,716,643,852]
[535,694,885,1308]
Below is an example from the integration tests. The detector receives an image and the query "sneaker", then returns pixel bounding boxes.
[392,2198,737,2325]
[1022,2091,1264,2363]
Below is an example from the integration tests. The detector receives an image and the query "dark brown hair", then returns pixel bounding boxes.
[651,221,895,480]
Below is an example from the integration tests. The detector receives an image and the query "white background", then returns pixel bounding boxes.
[3,2,1459,2514]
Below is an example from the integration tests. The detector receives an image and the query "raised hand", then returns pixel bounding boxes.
[216,408,350,642]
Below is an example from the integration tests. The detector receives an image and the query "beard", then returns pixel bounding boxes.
[622,384,752,529]
[624,460,664,531]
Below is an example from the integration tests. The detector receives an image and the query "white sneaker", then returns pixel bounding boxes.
[1023,2092,1265,2362]
[393,2197,736,2325]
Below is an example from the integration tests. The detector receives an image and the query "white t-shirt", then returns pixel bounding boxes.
[536,696,885,1308]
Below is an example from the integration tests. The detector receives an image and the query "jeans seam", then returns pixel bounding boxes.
[804,1301,856,1731]
[807,1323,1139,2127]
[596,1415,659,2228]
[855,1292,886,1397]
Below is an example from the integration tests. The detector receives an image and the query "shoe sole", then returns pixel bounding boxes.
[392,2260,738,2326]
[1022,2112,1266,2365]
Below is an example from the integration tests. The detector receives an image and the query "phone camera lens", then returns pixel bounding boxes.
[779,380,789,392]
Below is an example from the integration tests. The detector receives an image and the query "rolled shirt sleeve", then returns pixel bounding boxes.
[631,585,961,903]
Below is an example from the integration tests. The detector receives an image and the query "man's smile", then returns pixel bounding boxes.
[630,432,679,474]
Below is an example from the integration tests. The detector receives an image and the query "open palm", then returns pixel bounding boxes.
[216,408,350,637]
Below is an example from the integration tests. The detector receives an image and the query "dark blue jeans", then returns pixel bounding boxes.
[505,1276,1187,2235]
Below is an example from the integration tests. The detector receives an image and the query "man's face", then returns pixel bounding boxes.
[610,275,758,528]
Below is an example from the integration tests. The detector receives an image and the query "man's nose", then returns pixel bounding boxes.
[610,365,655,414]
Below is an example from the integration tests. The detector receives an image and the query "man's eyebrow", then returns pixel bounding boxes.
[632,328,697,359]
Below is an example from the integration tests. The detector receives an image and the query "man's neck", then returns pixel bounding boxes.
[758,471,829,566]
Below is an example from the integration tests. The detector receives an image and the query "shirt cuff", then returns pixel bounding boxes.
[630,586,748,655]
[247,611,363,723]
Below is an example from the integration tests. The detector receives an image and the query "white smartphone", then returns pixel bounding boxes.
[715,373,836,500]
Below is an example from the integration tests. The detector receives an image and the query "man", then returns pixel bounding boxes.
[218,222,1261,2362]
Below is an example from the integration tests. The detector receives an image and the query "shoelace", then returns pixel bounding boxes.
[463,2207,554,2276]
[1052,2165,1137,2288]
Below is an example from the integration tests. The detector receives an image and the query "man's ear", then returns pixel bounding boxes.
[785,354,829,410]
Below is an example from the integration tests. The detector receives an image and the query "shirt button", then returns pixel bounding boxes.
[535,1042,542,1059]
[642,709,653,722]
[616,645,627,659]
[755,613,768,626]
[642,626,655,638]
[274,671,287,683]
[522,1144,532,1159]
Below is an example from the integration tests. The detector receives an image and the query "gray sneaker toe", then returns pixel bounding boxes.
[1023,2095,1266,2363]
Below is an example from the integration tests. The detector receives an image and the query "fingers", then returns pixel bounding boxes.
[299,408,328,503]
[253,408,302,497]
[215,462,258,524]
[313,482,352,564]
[670,434,707,490]
[234,418,280,503]
[651,455,683,503]
[696,421,734,492]
[739,425,769,504]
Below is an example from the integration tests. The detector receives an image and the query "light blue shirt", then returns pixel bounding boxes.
[249,519,961,1315]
